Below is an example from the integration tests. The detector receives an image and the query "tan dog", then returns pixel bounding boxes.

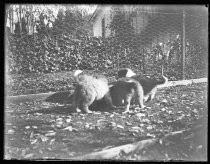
[72,70,117,113]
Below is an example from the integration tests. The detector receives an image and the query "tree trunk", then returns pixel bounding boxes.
[19,5,22,34]
[11,7,14,33]
[29,5,34,35]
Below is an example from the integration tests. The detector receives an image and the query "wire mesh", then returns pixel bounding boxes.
[6,5,208,96]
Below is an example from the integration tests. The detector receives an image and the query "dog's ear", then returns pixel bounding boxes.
[126,68,136,77]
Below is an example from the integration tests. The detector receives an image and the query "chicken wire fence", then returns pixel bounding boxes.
[6,6,208,95]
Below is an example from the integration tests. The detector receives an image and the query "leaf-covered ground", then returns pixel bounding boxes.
[5,82,207,161]
[7,70,117,96]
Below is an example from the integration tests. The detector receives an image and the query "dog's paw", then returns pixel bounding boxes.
[122,110,134,114]
[135,105,146,110]
[140,105,146,109]
[75,108,81,113]
[122,110,129,114]
[85,110,93,114]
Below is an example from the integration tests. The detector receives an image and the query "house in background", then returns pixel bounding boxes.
[89,5,181,45]
[89,6,113,38]
[89,5,207,49]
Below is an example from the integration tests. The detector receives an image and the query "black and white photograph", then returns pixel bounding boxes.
[5,4,208,161]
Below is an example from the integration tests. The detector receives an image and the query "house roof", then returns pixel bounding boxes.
[89,5,101,22]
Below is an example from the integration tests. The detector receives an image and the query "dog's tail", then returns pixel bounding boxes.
[73,70,83,77]
[156,75,168,85]
[72,70,83,85]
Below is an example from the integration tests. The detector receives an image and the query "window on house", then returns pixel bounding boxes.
[102,17,105,38]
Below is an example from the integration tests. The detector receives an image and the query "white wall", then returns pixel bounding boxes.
[92,6,112,37]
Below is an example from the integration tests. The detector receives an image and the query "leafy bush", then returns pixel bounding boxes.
[7,29,207,96]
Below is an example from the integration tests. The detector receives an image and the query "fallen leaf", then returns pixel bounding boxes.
[116,125,124,129]
[56,121,63,126]
[184,133,195,140]
[136,113,146,117]
[159,139,163,145]
[50,139,55,145]
[193,109,198,113]
[34,113,42,116]
[24,153,34,159]
[62,126,73,131]
[141,118,150,123]
[145,106,152,109]
[157,120,163,124]
[139,123,145,127]
[80,117,85,120]
[162,99,168,102]
[7,129,15,134]
[146,125,153,130]
[39,135,49,142]
[196,145,203,152]
[84,123,90,129]
[167,110,173,114]
[72,128,78,132]
[97,119,106,124]
[110,122,116,127]
[30,139,38,144]
[161,108,166,111]
[25,126,30,129]
[131,126,141,130]
[177,111,184,114]
[21,149,26,156]
[93,111,101,115]
[130,132,138,136]
[32,126,38,129]
[56,118,63,121]
[110,114,114,117]
[146,133,155,137]
[177,115,185,120]
[30,132,34,139]
[45,132,56,136]
[66,118,71,123]
[125,122,132,126]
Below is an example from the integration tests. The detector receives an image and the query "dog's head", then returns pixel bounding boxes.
[117,68,136,79]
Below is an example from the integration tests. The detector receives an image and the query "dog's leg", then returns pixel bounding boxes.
[80,103,93,114]
[122,95,132,113]
[137,96,146,109]
[144,94,151,103]
[103,92,119,110]
[80,91,96,113]
[72,89,81,112]
[144,88,156,103]
[133,83,146,109]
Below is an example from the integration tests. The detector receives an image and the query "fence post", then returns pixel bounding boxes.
[182,9,186,80]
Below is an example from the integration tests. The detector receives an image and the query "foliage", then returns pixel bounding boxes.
[7,32,207,96]
[109,8,135,48]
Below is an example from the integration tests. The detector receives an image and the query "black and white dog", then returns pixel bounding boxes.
[115,68,168,112]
